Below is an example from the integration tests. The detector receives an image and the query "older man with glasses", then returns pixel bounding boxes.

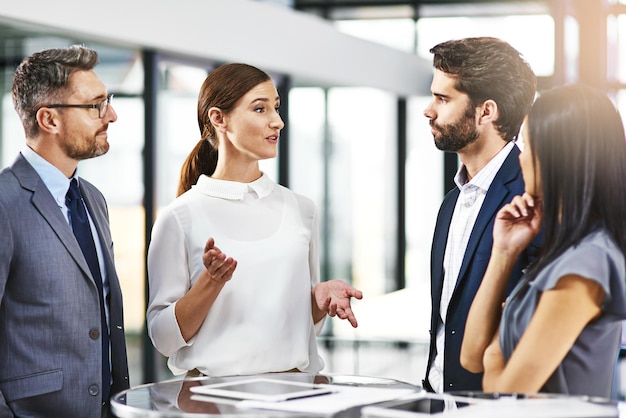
[0,44,129,418]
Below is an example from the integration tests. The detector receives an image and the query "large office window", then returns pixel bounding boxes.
[416,15,554,76]
[335,18,416,53]
[289,87,398,297]
[288,86,399,341]
[155,63,209,207]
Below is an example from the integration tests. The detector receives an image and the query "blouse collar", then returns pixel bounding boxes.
[193,172,275,200]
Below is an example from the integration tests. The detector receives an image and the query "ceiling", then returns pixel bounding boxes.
[0,0,551,66]
[0,0,437,95]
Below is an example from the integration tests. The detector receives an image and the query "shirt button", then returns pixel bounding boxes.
[89,384,100,396]
[89,329,100,340]
[451,330,456,335]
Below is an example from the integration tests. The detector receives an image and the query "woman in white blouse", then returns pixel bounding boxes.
[147,63,363,377]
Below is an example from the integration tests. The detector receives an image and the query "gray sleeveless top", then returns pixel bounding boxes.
[500,229,626,397]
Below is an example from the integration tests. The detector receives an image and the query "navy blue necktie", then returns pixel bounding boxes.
[66,179,111,401]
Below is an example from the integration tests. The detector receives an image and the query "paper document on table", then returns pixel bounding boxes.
[237,385,418,415]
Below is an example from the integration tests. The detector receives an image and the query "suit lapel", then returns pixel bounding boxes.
[454,146,521,289]
[79,179,125,319]
[79,182,113,264]
[432,188,459,307]
[12,155,95,281]
[79,182,121,289]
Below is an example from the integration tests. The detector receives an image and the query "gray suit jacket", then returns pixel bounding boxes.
[0,154,129,417]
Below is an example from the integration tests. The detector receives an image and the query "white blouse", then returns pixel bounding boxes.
[146,173,325,376]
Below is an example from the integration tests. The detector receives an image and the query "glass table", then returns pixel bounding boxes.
[111,373,421,418]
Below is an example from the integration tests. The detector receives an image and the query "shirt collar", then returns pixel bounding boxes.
[193,172,275,200]
[454,141,516,192]
[21,146,73,204]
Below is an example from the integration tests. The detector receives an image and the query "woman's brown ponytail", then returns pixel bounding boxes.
[177,139,218,196]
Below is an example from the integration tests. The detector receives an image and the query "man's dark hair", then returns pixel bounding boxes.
[430,37,536,142]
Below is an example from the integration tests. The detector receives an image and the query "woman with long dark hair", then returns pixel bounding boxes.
[461,84,626,397]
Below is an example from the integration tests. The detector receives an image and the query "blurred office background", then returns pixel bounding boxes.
[1,0,625,394]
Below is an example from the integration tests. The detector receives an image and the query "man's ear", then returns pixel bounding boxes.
[208,107,226,132]
[478,99,498,125]
[35,108,60,134]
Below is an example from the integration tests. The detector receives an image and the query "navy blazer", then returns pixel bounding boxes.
[0,154,129,416]
[424,145,536,392]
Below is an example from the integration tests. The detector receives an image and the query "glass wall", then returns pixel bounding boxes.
[155,63,210,207]
[415,15,555,76]
[325,87,398,297]
[288,85,399,340]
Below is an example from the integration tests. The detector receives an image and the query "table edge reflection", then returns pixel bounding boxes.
[111,373,421,418]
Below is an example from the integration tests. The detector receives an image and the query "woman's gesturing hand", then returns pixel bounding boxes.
[312,280,363,328]
[202,237,237,284]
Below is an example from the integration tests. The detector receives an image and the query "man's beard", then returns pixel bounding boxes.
[431,104,479,152]
[61,135,109,161]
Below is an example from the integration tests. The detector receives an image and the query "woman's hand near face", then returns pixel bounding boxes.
[493,193,543,258]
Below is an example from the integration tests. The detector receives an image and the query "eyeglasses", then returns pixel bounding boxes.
[45,93,114,119]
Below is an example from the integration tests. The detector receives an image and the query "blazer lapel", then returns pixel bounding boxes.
[12,155,94,280]
[79,179,125,314]
[79,182,113,264]
[431,187,460,307]
[79,182,119,282]
[454,146,521,289]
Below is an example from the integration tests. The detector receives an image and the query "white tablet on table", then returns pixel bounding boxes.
[189,377,334,402]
